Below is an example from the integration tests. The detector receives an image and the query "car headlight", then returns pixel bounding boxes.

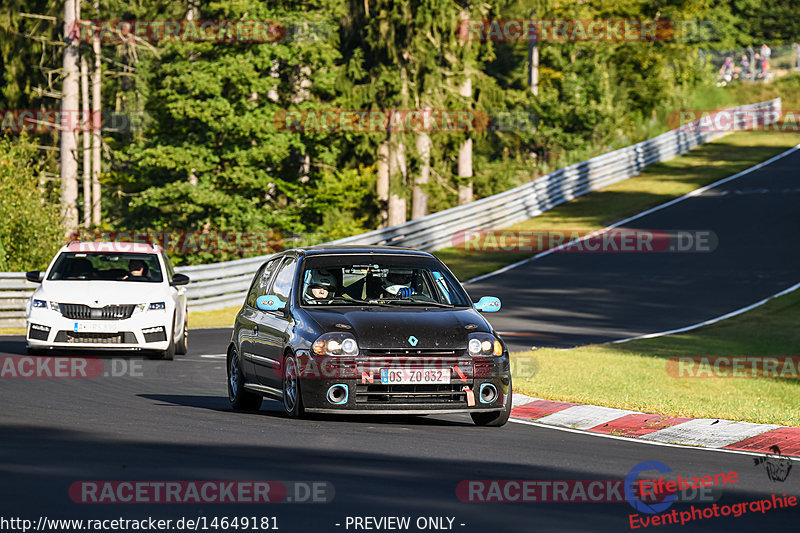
[467,333,503,356]
[32,299,47,308]
[312,332,359,356]
[149,302,166,311]
[134,303,146,314]
[49,301,60,313]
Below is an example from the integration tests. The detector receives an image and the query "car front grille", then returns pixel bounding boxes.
[59,303,136,320]
[361,349,461,357]
[355,383,467,404]
[54,331,136,344]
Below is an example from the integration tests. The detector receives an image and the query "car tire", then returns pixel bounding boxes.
[175,314,188,355]
[470,382,512,427]
[228,346,262,411]
[282,355,305,419]
[160,314,177,360]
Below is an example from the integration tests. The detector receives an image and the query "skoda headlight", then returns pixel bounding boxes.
[32,299,47,309]
[467,333,503,356]
[312,332,359,356]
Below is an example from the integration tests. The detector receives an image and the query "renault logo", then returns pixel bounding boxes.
[408,336,418,346]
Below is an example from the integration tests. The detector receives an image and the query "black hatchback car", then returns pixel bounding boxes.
[226,245,512,426]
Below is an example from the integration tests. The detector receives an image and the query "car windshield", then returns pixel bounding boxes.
[300,255,470,307]
[47,252,164,283]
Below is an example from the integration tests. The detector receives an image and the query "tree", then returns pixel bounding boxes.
[0,134,63,271]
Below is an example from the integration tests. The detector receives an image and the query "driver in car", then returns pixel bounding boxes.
[305,270,337,303]
[382,268,416,298]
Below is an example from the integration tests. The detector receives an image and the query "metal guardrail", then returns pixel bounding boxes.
[0,98,781,324]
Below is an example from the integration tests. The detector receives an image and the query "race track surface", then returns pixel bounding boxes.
[0,339,798,532]
[2,152,799,532]
[467,148,800,350]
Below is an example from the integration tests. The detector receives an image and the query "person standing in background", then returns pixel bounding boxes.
[793,43,800,70]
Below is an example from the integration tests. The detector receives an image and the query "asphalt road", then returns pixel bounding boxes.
[2,150,799,532]
[0,340,798,532]
[467,147,800,350]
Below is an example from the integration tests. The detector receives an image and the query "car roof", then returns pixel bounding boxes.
[292,245,433,258]
[62,241,164,254]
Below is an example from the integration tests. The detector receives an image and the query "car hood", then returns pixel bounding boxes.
[305,307,492,350]
[36,280,168,306]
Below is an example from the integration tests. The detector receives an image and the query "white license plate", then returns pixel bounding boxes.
[380,368,451,384]
[73,321,117,333]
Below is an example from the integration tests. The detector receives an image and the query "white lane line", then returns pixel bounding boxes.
[465,143,800,285]
[639,419,781,448]
[535,404,639,430]
[608,280,800,344]
[199,354,227,359]
[508,417,800,462]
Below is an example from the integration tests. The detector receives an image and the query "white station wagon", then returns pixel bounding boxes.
[25,241,189,359]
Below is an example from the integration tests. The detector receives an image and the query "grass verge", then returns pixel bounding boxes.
[436,129,800,281]
[188,306,239,329]
[511,288,800,427]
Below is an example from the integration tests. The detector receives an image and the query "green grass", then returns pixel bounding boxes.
[436,129,800,281]
[188,306,239,329]
[511,288,800,427]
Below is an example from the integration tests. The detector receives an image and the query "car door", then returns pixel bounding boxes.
[240,259,280,379]
[253,256,297,389]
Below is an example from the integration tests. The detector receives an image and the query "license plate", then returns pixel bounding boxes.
[73,321,117,333]
[380,368,451,384]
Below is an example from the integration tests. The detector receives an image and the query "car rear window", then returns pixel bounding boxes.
[47,252,164,283]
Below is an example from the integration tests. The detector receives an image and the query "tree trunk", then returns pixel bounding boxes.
[457,78,473,205]
[412,130,430,219]
[80,53,91,228]
[376,142,389,228]
[91,14,102,226]
[60,0,80,234]
[388,140,407,226]
[528,10,539,96]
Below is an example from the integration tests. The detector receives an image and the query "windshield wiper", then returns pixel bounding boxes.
[385,299,455,308]
[325,296,394,307]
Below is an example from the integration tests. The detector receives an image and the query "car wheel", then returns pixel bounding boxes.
[175,314,188,355]
[470,382,512,427]
[228,346,262,410]
[160,314,177,360]
[282,355,305,419]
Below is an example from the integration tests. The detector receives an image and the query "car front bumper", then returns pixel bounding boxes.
[26,307,171,351]
[296,352,511,414]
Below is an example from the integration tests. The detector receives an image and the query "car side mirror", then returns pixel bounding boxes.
[474,296,501,313]
[257,295,286,312]
[170,273,190,286]
[25,270,43,283]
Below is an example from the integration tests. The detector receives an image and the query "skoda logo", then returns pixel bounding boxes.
[408,336,419,346]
